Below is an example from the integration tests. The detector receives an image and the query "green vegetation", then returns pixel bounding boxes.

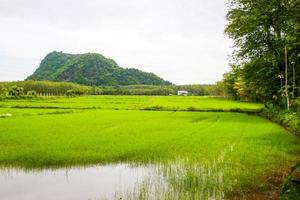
[1,2,298,198]
[261,101,300,135]
[27,51,172,86]
[281,161,300,199]
[0,95,263,112]
[219,0,299,106]
[98,84,219,96]
[218,2,300,197]
[5,109,290,167]
[0,96,298,198]
[0,80,90,97]
[0,80,220,96]
[0,85,37,100]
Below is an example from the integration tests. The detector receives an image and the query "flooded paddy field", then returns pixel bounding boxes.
[0,96,299,199]
[0,159,238,200]
[0,164,148,200]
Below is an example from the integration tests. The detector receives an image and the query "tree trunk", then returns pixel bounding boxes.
[292,62,295,98]
[285,46,290,111]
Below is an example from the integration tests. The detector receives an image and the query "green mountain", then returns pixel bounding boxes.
[27,51,172,86]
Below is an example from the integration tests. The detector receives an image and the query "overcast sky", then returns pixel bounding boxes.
[0,0,233,84]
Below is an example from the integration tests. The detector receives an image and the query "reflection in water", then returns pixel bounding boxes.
[0,159,235,200]
[0,164,149,200]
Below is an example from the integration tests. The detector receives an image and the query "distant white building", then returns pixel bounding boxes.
[177,90,188,96]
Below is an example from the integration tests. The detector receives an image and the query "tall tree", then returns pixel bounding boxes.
[224,0,300,105]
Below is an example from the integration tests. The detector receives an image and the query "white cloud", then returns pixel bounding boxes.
[0,0,233,84]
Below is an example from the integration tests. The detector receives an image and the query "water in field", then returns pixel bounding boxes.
[0,160,233,200]
[0,164,149,200]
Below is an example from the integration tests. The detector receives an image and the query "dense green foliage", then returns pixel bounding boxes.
[0,80,90,96]
[219,0,300,105]
[27,51,172,86]
[261,100,300,134]
[97,84,219,96]
[0,85,36,100]
[0,80,220,96]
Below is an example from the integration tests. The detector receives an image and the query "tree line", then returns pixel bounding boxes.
[0,80,90,98]
[0,80,220,98]
[218,0,299,110]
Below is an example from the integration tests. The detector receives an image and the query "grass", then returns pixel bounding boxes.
[0,95,263,112]
[0,96,298,199]
[1,109,297,166]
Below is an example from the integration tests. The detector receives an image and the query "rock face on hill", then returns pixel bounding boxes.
[27,51,171,86]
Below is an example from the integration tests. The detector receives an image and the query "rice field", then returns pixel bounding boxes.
[0,95,263,111]
[0,96,298,199]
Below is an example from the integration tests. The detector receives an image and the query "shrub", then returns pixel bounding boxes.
[27,90,37,97]
[1,88,8,97]
[260,105,300,135]
[66,90,76,97]
[8,86,24,97]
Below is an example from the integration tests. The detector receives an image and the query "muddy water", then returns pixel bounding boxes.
[0,164,150,200]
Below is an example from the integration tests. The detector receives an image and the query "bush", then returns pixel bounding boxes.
[0,80,90,96]
[66,90,76,97]
[0,86,38,100]
[1,88,8,97]
[27,90,37,97]
[8,86,24,97]
[291,98,300,113]
[260,104,300,135]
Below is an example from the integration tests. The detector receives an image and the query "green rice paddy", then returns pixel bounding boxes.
[0,95,263,111]
[0,96,298,199]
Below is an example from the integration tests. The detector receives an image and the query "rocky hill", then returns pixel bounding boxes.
[27,51,172,86]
